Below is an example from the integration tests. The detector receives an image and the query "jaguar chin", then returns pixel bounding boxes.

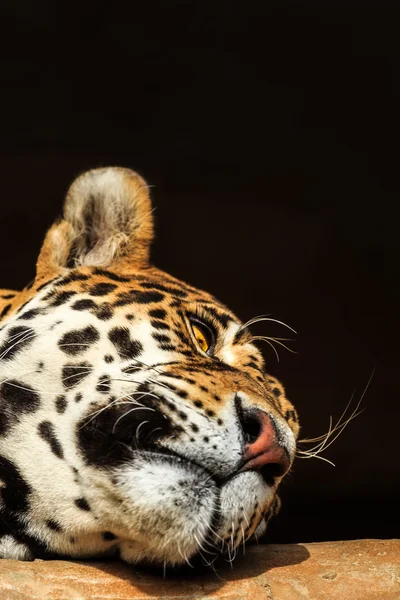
[0,167,299,566]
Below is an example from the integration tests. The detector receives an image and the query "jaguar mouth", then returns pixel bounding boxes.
[144,442,282,490]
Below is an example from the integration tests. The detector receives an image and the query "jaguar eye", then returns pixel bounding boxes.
[190,320,215,355]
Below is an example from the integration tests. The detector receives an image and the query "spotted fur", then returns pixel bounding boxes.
[0,167,299,566]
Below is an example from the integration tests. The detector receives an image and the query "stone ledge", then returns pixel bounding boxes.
[0,539,399,600]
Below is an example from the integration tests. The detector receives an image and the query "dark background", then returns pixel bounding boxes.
[0,1,398,543]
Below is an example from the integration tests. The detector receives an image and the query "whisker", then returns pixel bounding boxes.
[297,370,374,464]
[177,544,194,568]
[251,335,297,355]
[240,315,297,335]
[81,396,133,428]
[135,420,150,443]
[296,451,336,467]
[251,336,280,362]
[112,406,156,434]
[0,330,38,361]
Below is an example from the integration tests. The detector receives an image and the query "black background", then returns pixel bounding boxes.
[0,1,399,543]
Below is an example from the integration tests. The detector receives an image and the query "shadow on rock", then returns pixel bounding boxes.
[86,543,311,596]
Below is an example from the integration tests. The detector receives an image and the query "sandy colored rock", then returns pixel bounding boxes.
[0,539,398,600]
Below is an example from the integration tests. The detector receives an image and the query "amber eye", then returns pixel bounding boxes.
[190,320,214,355]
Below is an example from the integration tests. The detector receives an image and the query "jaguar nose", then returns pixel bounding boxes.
[239,408,290,483]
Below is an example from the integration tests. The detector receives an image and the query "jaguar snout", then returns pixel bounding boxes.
[237,403,292,485]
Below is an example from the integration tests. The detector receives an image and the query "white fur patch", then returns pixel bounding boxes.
[0,535,33,561]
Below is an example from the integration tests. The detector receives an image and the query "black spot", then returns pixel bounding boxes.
[153,333,172,345]
[140,281,188,298]
[149,309,166,320]
[206,361,237,373]
[151,319,170,331]
[108,327,143,359]
[217,418,223,426]
[37,421,64,459]
[46,520,63,532]
[72,299,97,311]
[62,362,92,389]
[58,326,100,356]
[203,436,209,443]
[104,354,114,363]
[199,385,208,393]
[50,291,77,306]
[75,392,83,403]
[103,531,117,541]
[272,387,281,397]
[245,361,260,370]
[94,303,113,320]
[194,400,203,408]
[0,380,40,436]
[0,455,32,512]
[114,290,164,306]
[161,373,184,381]
[171,324,189,342]
[206,409,215,417]
[178,349,195,358]
[14,299,32,315]
[71,298,113,320]
[75,497,91,511]
[191,423,199,432]
[36,277,59,292]
[55,395,67,413]
[201,306,231,328]
[96,375,111,393]
[158,342,176,352]
[1,294,16,300]
[54,273,90,286]
[92,269,131,283]
[89,283,117,296]
[18,308,44,321]
[0,326,36,361]
[0,304,11,319]
[285,409,298,423]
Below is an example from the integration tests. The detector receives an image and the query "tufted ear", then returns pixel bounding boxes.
[36,167,154,279]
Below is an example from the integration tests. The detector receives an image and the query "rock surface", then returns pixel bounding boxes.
[0,539,398,599]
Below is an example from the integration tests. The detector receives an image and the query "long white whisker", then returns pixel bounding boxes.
[251,335,297,355]
[135,420,150,443]
[297,370,374,464]
[240,315,297,334]
[0,330,38,361]
[112,406,155,434]
[252,336,280,362]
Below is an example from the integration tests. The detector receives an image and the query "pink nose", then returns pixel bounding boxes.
[240,410,290,481]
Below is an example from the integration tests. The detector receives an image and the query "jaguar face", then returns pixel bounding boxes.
[0,167,299,566]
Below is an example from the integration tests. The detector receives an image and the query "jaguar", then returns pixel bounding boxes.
[0,167,299,566]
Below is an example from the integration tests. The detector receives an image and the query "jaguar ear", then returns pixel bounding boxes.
[36,167,154,279]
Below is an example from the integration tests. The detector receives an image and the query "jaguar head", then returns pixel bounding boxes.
[0,167,299,566]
